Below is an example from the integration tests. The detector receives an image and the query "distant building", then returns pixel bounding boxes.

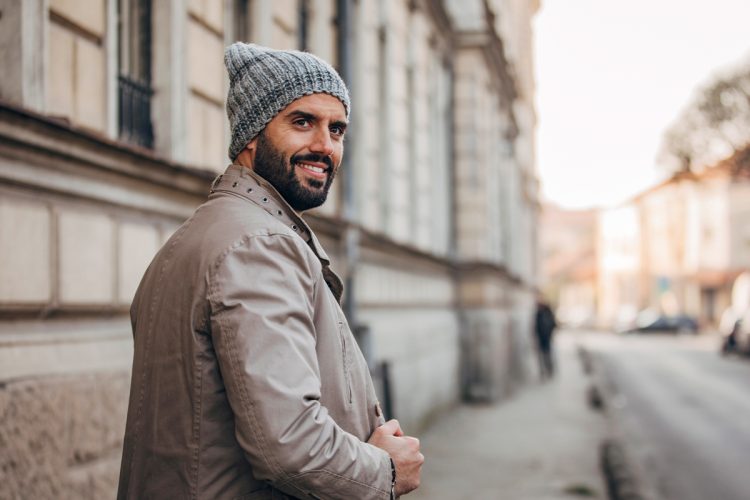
[0,0,539,496]
[597,203,641,328]
[539,204,597,327]
[596,146,750,328]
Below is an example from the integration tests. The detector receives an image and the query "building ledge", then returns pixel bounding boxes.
[0,99,215,198]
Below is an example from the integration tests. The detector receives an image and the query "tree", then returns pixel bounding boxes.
[658,56,750,173]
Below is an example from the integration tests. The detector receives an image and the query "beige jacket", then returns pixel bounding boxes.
[118,165,392,500]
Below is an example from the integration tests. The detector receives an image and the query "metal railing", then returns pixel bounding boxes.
[118,75,154,149]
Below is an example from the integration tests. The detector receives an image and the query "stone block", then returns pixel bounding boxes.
[204,100,226,171]
[187,19,224,103]
[271,22,297,51]
[50,0,106,38]
[358,66,380,105]
[187,0,202,17]
[47,22,75,119]
[0,372,130,499]
[187,94,202,163]
[360,200,379,233]
[188,95,222,172]
[0,0,37,107]
[205,0,225,34]
[361,307,460,431]
[188,0,224,34]
[0,326,133,382]
[461,309,510,402]
[307,0,335,62]
[67,453,121,500]
[118,222,160,304]
[0,378,69,499]
[0,199,51,303]
[390,72,408,104]
[58,210,114,304]
[273,0,298,35]
[66,373,129,465]
[187,94,225,171]
[75,37,106,132]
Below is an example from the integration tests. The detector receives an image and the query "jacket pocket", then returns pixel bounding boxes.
[337,321,353,405]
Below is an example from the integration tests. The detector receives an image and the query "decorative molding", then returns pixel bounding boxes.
[0,99,214,198]
[48,9,103,45]
[0,318,132,381]
[187,9,224,38]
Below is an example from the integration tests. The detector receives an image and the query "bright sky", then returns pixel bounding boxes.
[533,0,750,210]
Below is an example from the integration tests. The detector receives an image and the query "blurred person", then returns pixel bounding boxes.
[720,316,740,355]
[534,297,557,380]
[719,307,750,355]
[117,43,423,500]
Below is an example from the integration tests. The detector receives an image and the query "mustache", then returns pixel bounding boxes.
[290,153,334,171]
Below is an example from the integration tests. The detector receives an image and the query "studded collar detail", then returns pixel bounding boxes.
[210,164,331,265]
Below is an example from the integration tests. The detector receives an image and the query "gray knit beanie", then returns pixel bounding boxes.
[224,43,351,160]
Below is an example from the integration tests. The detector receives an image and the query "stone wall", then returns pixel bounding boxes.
[0,372,130,499]
[0,102,211,499]
[186,0,226,171]
[357,258,460,431]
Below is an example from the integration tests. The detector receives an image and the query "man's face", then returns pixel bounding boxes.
[250,93,347,211]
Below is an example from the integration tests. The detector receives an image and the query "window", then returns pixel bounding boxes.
[118,0,154,148]
[235,0,252,42]
[298,0,310,51]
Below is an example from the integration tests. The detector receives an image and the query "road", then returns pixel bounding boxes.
[585,332,750,500]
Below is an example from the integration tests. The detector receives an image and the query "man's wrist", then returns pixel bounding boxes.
[389,457,397,499]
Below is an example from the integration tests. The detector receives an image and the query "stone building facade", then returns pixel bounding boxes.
[0,0,539,497]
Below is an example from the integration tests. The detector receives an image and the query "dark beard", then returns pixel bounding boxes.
[252,132,336,211]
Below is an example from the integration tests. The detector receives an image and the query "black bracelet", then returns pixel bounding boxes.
[390,458,397,499]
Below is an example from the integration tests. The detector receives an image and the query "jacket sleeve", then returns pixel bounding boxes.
[207,233,392,500]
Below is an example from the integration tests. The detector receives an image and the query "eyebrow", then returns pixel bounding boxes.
[286,109,348,130]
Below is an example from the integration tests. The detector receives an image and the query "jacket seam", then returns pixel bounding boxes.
[208,274,288,484]
[190,352,204,499]
[125,221,189,481]
[279,468,390,497]
[206,233,319,484]
[213,171,312,234]
[215,190,305,241]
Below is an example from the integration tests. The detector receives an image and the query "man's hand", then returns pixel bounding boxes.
[368,419,424,496]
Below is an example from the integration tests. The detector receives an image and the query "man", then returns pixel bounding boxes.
[534,297,557,380]
[117,43,423,499]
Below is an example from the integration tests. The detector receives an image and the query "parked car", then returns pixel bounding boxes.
[623,308,699,334]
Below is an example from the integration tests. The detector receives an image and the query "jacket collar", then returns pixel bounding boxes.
[210,164,331,265]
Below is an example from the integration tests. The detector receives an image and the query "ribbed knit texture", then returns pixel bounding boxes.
[224,43,351,160]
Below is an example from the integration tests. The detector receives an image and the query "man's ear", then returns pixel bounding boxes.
[246,136,259,155]
[236,137,259,168]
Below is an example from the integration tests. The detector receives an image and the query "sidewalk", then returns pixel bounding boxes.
[407,332,607,500]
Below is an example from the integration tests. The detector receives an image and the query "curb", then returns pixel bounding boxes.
[600,439,646,500]
[577,343,649,500]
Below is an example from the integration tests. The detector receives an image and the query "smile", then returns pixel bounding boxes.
[295,162,328,176]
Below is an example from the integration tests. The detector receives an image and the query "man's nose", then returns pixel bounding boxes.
[309,127,334,158]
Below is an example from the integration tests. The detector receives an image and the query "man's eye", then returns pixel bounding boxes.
[330,126,344,136]
[294,119,310,127]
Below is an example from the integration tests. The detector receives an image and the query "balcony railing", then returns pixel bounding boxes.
[118,75,154,149]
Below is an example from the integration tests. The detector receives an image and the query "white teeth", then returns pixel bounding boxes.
[297,163,325,174]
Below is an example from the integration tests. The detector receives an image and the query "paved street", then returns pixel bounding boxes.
[409,333,607,500]
[585,332,750,500]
